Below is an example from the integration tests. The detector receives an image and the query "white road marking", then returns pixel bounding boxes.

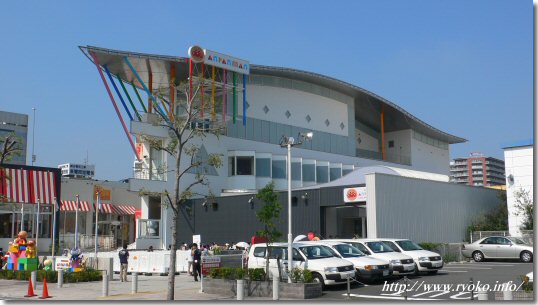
[438,270,467,273]
[444,266,491,270]
[449,292,471,300]
[412,290,452,298]
[345,293,442,301]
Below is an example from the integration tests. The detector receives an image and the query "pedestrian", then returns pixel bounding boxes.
[191,243,202,281]
[119,244,129,282]
[187,245,194,275]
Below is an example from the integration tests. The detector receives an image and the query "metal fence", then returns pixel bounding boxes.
[424,243,465,262]
[470,231,534,245]
[60,234,116,251]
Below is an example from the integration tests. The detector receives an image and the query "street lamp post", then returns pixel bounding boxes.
[31,107,36,165]
[280,132,313,283]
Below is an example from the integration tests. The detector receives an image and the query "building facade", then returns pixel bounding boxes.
[449,153,505,186]
[503,142,533,237]
[82,46,469,249]
[0,110,28,166]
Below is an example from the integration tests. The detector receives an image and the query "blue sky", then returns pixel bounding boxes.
[0,0,533,180]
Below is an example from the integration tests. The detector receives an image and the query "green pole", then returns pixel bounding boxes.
[118,76,142,121]
[131,82,148,113]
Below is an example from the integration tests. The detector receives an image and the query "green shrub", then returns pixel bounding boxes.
[520,275,533,292]
[208,267,246,280]
[289,268,314,283]
[248,268,266,281]
[0,269,101,283]
[418,242,442,252]
[209,268,222,279]
[302,269,313,283]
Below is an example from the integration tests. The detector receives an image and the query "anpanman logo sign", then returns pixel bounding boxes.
[343,187,367,203]
[188,45,205,63]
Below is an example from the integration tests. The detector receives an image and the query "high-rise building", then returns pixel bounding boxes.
[0,111,28,165]
[58,163,95,179]
[449,153,505,186]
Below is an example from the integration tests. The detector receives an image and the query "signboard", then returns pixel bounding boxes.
[193,234,201,246]
[201,256,221,276]
[343,187,367,203]
[94,185,111,201]
[55,257,71,270]
[188,45,250,75]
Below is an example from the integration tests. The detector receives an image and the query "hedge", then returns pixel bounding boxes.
[0,269,102,283]
[209,268,267,281]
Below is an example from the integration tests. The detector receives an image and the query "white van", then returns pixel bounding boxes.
[379,239,443,274]
[301,240,392,281]
[247,242,355,289]
[331,239,415,275]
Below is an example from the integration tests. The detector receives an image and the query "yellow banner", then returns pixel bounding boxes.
[93,185,111,201]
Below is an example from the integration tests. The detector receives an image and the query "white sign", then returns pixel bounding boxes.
[343,187,367,203]
[202,256,221,264]
[193,234,201,245]
[55,257,71,270]
[204,49,250,75]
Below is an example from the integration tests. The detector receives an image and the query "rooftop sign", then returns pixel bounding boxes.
[188,45,250,75]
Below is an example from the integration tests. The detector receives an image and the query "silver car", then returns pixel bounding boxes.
[461,236,533,262]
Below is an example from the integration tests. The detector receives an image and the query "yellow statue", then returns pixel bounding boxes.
[8,242,18,253]
[26,240,36,258]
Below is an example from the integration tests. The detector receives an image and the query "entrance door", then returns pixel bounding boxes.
[322,206,366,239]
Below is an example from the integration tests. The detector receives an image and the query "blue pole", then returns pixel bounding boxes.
[123,57,169,121]
[104,65,133,121]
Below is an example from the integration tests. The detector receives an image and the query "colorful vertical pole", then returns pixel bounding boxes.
[223,69,227,122]
[233,72,237,124]
[147,60,153,113]
[189,58,193,103]
[104,65,133,121]
[380,104,386,161]
[211,66,216,121]
[169,63,175,120]
[243,74,247,126]
[201,62,204,120]
[131,82,148,113]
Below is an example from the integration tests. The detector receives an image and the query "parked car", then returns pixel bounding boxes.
[301,240,392,281]
[330,239,415,275]
[461,236,533,262]
[378,238,443,274]
[247,242,355,289]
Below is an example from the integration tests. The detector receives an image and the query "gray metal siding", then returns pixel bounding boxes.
[373,173,502,243]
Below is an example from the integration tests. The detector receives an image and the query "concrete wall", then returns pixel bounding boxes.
[504,145,533,236]
[365,173,502,243]
[411,137,450,175]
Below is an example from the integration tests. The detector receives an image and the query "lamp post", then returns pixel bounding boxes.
[31,107,36,165]
[280,132,313,283]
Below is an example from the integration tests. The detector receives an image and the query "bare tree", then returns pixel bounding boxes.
[0,132,22,165]
[141,77,224,300]
[513,188,533,231]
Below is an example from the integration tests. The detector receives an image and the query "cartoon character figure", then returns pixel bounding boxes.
[25,240,36,258]
[8,242,18,253]
[70,248,83,268]
[15,231,28,250]
[43,259,52,271]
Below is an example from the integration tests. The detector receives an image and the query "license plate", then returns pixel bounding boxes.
[404,265,413,271]
[433,261,442,267]
[383,270,389,276]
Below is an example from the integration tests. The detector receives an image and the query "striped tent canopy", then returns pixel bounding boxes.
[0,168,57,204]
[60,200,91,212]
[93,203,137,215]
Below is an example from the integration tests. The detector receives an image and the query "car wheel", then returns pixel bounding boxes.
[472,251,484,262]
[312,273,325,290]
[520,251,533,263]
[413,263,419,275]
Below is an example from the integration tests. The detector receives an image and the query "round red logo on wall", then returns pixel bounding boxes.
[346,189,358,201]
[188,46,205,62]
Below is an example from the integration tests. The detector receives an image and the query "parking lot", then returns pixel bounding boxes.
[321,261,533,301]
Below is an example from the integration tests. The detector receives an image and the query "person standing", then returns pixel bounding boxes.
[187,245,194,275]
[191,243,202,281]
[119,244,129,282]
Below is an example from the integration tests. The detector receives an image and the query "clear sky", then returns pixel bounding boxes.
[0,0,533,180]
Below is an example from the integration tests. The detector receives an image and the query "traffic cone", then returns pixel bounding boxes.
[39,278,52,299]
[24,278,36,297]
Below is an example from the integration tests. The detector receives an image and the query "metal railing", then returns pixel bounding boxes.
[470,230,534,245]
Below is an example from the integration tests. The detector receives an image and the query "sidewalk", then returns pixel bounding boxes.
[0,273,238,301]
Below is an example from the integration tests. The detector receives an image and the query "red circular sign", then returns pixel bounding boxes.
[188,46,205,63]
[346,189,358,201]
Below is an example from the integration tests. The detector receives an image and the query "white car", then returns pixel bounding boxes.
[302,240,392,281]
[378,238,443,274]
[247,242,355,289]
[330,239,416,275]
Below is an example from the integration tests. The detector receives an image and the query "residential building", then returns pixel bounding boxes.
[450,153,505,186]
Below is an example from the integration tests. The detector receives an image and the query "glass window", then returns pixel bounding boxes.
[383,241,402,252]
[365,242,394,253]
[342,169,353,176]
[302,164,315,182]
[256,158,271,177]
[272,160,286,179]
[228,157,235,176]
[334,244,364,257]
[291,162,301,181]
[316,166,328,183]
[394,240,423,251]
[480,237,496,245]
[507,237,527,245]
[236,156,254,175]
[299,245,334,260]
[330,168,341,181]
[253,247,266,258]
[268,246,287,260]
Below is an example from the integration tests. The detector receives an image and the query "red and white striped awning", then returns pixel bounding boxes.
[0,168,57,204]
[94,203,115,214]
[60,200,91,212]
[114,205,137,215]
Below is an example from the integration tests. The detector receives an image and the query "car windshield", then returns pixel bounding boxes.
[365,242,395,253]
[299,245,335,260]
[507,237,527,245]
[395,240,423,251]
[334,244,365,258]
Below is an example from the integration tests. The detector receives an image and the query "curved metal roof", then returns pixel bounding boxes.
[80,45,466,144]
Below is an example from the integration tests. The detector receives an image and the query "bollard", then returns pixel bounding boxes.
[57,269,64,288]
[131,272,138,294]
[102,270,109,297]
[31,271,37,290]
[347,275,351,299]
[273,276,279,300]
[477,288,488,300]
[404,276,408,301]
[237,279,244,300]
[502,288,513,300]
[469,277,474,300]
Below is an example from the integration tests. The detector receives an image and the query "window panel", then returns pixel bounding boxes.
[272,160,286,179]
[256,158,271,177]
